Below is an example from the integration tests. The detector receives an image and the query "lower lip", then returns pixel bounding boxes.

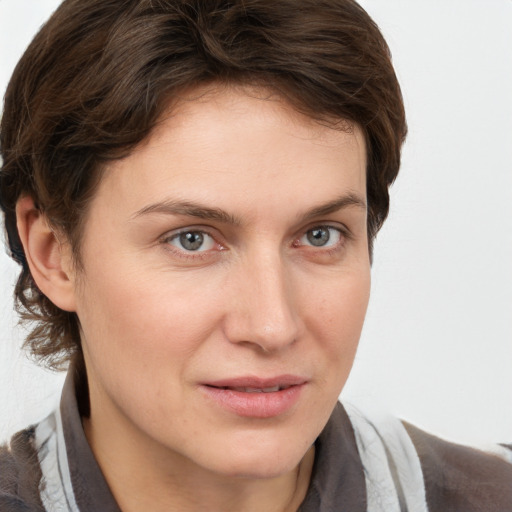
[200,384,305,418]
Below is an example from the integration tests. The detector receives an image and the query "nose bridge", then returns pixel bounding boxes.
[227,247,300,351]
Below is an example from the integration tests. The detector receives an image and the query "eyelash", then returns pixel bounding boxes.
[160,224,350,260]
[293,225,350,253]
[161,229,223,261]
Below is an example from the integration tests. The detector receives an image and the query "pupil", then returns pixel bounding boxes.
[307,228,330,247]
[180,232,204,251]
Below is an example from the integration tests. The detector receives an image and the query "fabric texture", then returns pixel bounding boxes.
[1,367,511,511]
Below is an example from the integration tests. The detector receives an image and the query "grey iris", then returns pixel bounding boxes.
[180,231,204,251]
[307,227,330,246]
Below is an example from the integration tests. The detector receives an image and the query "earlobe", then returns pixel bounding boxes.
[16,196,77,312]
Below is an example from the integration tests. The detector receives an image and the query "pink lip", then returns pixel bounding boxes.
[200,375,307,419]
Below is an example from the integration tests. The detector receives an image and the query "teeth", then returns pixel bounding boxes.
[261,386,280,393]
[231,386,281,393]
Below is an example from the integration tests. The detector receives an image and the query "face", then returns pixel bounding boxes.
[72,85,370,479]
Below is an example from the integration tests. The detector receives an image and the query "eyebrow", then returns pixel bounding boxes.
[301,193,366,220]
[131,200,242,225]
[131,192,366,225]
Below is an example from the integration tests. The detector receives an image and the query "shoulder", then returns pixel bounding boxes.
[343,403,512,512]
[403,421,512,512]
[0,428,45,512]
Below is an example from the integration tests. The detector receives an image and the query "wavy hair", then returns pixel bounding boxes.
[0,0,407,369]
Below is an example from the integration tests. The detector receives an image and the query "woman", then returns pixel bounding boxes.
[1,1,511,510]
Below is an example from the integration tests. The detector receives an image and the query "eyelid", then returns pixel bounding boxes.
[168,230,214,251]
[161,224,220,242]
[160,226,225,257]
[294,222,351,244]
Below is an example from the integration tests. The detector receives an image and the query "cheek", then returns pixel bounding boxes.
[75,269,225,423]
[302,269,370,363]
[75,259,225,369]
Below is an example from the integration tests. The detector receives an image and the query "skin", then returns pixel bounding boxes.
[18,85,370,512]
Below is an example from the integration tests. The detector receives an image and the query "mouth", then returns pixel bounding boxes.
[204,375,307,389]
[200,376,307,418]
[207,384,294,393]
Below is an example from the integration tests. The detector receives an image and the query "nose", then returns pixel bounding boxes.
[223,250,302,353]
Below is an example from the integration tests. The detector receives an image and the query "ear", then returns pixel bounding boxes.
[16,196,77,312]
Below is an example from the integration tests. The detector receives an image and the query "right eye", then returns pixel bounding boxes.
[166,230,216,252]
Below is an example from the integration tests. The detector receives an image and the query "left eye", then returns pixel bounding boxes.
[298,226,342,248]
[167,231,215,252]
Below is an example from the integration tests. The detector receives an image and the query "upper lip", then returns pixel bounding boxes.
[203,375,308,389]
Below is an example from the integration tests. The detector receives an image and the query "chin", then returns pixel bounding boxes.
[202,435,312,480]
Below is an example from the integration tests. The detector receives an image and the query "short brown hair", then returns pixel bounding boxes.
[0,0,407,369]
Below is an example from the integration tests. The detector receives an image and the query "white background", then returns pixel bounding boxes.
[1,0,511,445]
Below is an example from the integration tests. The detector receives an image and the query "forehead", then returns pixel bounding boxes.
[151,84,363,161]
[90,84,367,223]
